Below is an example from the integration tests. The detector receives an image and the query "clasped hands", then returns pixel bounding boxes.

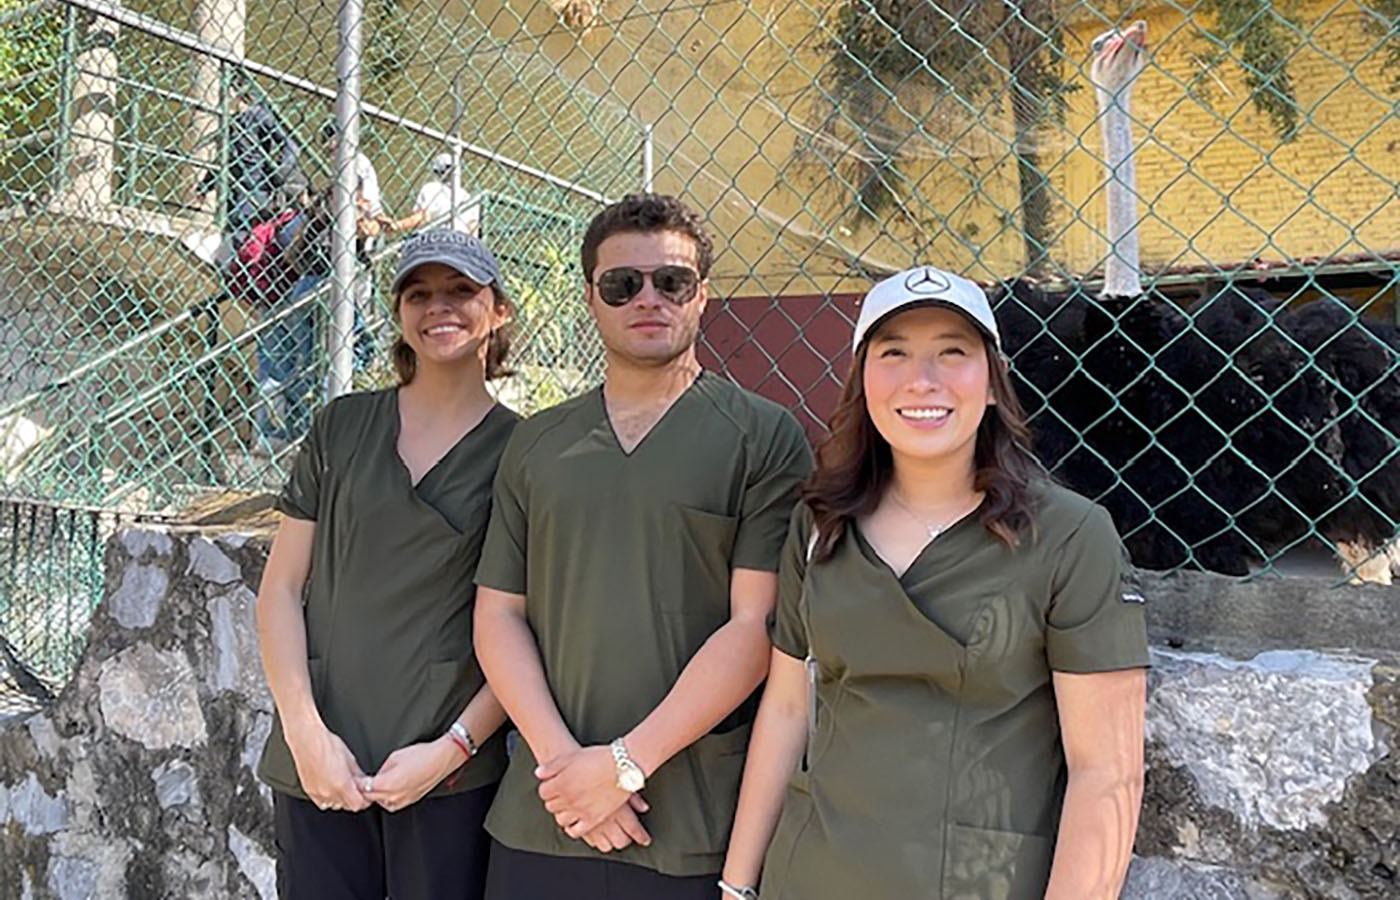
[290,723,464,815]
[536,744,652,854]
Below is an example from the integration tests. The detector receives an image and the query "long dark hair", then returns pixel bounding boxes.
[804,330,1041,561]
[391,284,514,385]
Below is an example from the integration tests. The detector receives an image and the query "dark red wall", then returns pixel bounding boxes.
[698,293,862,442]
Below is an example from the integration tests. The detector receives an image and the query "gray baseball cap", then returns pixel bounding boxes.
[851,265,1000,353]
[391,228,503,296]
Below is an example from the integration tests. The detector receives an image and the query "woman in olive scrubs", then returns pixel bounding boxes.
[255,229,519,900]
[720,267,1149,900]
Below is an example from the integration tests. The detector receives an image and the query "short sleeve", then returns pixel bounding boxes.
[275,403,331,521]
[414,184,433,214]
[473,431,529,595]
[769,505,813,660]
[731,411,814,572]
[356,156,382,213]
[1044,505,1149,673]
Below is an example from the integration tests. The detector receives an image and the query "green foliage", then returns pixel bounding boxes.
[1363,0,1400,93]
[1195,0,1303,141]
[801,0,1076,263]
[0,0,63,204]
[0,0,63,142]
[501,241,596,413]
[365,0,414,89]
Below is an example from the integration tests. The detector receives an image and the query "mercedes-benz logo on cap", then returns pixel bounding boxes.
[904,267,950,295]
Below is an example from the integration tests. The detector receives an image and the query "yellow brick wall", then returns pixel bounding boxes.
[1056,0,1400,276]
[241,0,1398,294]
[245,0,1028,296]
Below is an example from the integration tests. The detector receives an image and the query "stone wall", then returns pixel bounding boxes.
[1122,570,1400,899]
[0,527,1397,899]
[0,527,275,900]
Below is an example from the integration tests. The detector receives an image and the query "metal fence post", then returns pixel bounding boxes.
[216,60,230,230]
[329,0,363,398]
[451,68,464,231]
[642,123,654,192]
[54,3,77,199]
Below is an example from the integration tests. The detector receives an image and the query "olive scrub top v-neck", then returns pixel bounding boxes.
[257,389,519,800]
[473,372,813,877]
[762,481,1149,900]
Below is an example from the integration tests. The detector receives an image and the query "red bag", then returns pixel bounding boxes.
[228,209,300,307]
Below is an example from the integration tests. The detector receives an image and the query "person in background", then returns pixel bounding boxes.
[385,152,482,237]
[228,176,311,446]
[720,267,1148,900]
[200,72,303,247]
[256,228,519,900]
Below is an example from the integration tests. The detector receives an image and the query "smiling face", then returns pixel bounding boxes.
[395,262,506,372]
[586,230,708,369]
[862,305,995,474]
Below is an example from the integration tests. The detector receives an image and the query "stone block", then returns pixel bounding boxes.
[1146,648,1381,833]
[107,563,169,630]
[188,538,242,585]
[46,831,131,900]
[0,772,68,835]
[229,824,276,900]
[206,586,266,699]
[97,644,207,749]
[119,529,172,560]
[152,759,199,809]
[1123,856,1279,899]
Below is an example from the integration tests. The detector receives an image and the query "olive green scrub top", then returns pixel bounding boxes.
[762,481,1149,900]
[257,390,519,800]
[474,372,813,876]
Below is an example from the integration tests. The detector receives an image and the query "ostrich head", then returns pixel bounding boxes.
[1090,21,1148,97]
[1090,21,1149,300]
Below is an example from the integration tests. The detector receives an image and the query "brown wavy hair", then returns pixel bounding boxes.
[391,284,514,385]
[580,193,715,280]
[805,328,1041,562]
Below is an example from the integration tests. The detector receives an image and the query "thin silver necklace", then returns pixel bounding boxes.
[889,489,979,540]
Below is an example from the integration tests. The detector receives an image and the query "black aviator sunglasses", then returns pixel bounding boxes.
[593,266,701,307]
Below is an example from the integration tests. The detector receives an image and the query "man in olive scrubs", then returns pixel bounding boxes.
[474,194,812,899]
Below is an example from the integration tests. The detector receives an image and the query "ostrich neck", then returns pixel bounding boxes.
[1096,82,1141,298]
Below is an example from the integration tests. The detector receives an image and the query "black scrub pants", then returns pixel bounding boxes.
[484,841,718,900]
[273,783,495,900]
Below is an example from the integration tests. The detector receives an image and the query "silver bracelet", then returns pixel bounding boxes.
[717,879,758,900]
[449,721,478,758]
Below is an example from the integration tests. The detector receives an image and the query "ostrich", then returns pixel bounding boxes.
[1001,21,1238,571]
[1084,22,1396,580]
[1276,300,1400,582]
[1090,22,1148,303]
[1002,22,1400,581]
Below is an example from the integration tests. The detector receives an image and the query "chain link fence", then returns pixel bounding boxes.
[0,499,110,711]
[1,0,1398,685]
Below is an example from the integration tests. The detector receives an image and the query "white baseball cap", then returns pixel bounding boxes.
[851,266,1000,354]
